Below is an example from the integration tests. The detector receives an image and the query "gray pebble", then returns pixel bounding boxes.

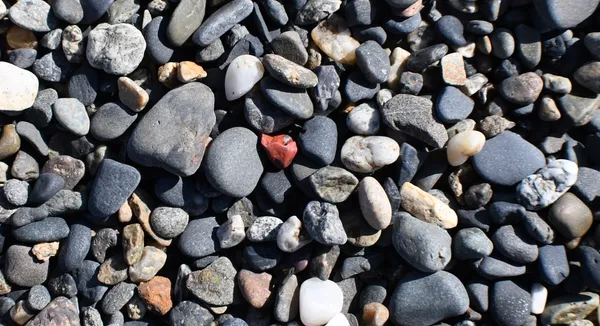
[196,38,225,63]
[271,31,307,65]
[244,89,295,134]
[309,166,358,203]
[435,86,474,123]
[25,89,57,129]
[100,282,136,315]
[261,76,314,119]
[90,102,138,141]
[453,227,494,260]
[26,285,51,311]
[10,206,48,228]
[298,116,337,166]
[86,23,146,75]
[355,40,390,84]
[13,217,69,243]
[9,0,59,32]
[72,260,109,305]
[5,245,49,287]
[263,54,318,88]
[53,98,90,137]
[169,300,214,326]
[344,70,380,103]
[150,207,189,239]
[490,280,531,326]
[178,217,219,258]
[53,0,84,24]
[57,223,91,272]
[91,228,118,263]
[8,49,37,69]
[88,159,140,218]
[247,216,283,242]
[40,29,62,50]
[11,151,39,181]
[192,0,254,46]
[32,51,72,83]
[303,201,347,245]
[311,65,340,112]
[47,273,78,298]
[3,179,29,206]
[490,28,515,59]
[474,256,527,279]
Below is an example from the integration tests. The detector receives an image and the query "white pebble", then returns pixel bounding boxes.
[358,177,392,230]
[341,136,400,173]
[531,282,547,314]
[346,103,380,135]
[277,215,312,252]
[376,89,395,109]
[0,62,39,112]
[300,278,344,326]
[446,130,486,166]
[326,313,350,326]
[224,55,264,101]
[216,214,245,249]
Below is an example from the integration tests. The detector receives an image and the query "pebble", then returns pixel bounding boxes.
[274,273,299,322]
[534,0,599,29]
[25,88,57,129]
[557,93,600,127]
[309,166,358,203]
[97,254,128,285]
[73,260,109,304]
[150,207,189,239]
[400,182,458,229]
[341,136,400,173]
[0,62,39,112]
[574,61,600,93]
[541,292,599,324]
[300,278,344,326]
[9,0,58,32]
[25,297,78,326]
[88,159,140,218]
[491,280,532,326]
[123,223,144,265]
[543,73,572,94]
[57,223,91,273]
[499,72,543,105]
[3,179,29,207]
[6,245,49,287]
[393,212,452,272]
[382,94,448,148]
[90,102,138,141]
[472,131,546,186]
[82,306,103,326]
[138,276,172,315]
[440,52,466,86]
[68,65,99,107]
[40,29,62,50]
[537,245,569,286]
[237,269,273,308]
[548,192,593,240]
[61,25,85,63]
[91,228,118,263]
[344,70,381,103]
[128,246,167,283]
[358,177,392,230]
[517,159,578,210]
[260,134,297,169]
[453,227,494,260]
[0,125,21,161]
[42,155,84,190]
[30,241,58,262]
[53,98,90,136]
[86,23,146,75]
[390,271,469,325]
[311,14,360,65]
[178,217,219,258]
[492,225,539,264]
[355,41,390,84]
[303,201,347,245]
[271,31,307,65]
[225,55,264,101]
[446,130,486,167]
[217,214,245,249]
[167,0,206,47]
[128,82,215,177]
[346,103,380,135]
[117,77,149,112]
[436,86,475,123]
[490,28,515,59]
[299,116,337,166]
[436,15,467,47]
[263,54,318,88]
[530,282,548,315]
[186,257,236,306]
[53,0,84,24]
[193,0,254,46]
[169,300,214,326]
[277,215,312,252]
[261,76,314,119]
[243,244,281,271]
[247,216,282,242]
[9,49,37,69]
[244,89,295,134]
[515,24,541,69]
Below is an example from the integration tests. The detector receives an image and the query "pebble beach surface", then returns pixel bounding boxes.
[0,0,599,325]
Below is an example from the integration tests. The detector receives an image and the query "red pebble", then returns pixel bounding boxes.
[260,134,298,169]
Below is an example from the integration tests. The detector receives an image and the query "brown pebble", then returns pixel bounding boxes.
[129,191,171,247]
[6,26,37,49]
[118,201,133,223]
[118,77,149,112]
[548,193,593,240]
[123,223,145,265]
[362,302,389,326]
[158,62,179,88]
[97,255,129,285]
[138,276,173,315]
[237,269,273,309]
[177,61,207,83]
[0,124,21,160]
[0,270,11,295]
[31,242,60,262]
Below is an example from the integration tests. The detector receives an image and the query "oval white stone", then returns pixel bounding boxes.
[224,55,264,101]
[341,136,400,173]
[446,130,486,166]
[531,282,548,314]
[300,278,344,326]
[0,62,38,112]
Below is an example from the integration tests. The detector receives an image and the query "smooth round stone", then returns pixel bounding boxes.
[585,32,600,60]
[530,283,548,314]
[492,225,538,264]
[225,55,264,101]
[303,201,347,245]
[271,30,308,65]
[128,246,167,283]
[478,259,524,286]
[541,292,600,325]
[263,54,318,88]
[167,0,206,47]
[57,223,91,272]
[178,217,219,258]
[8,48,37,69]
[300,278,343,326]
[466,20,493,35]
[205,127,263,198]
[5,245,49,287]
[128,83,215,177]
[490,28,515,59]
[453,227,494,260]
[352,26,387,45]
[346,103,380,135]
[389,271,469,325]
[90,102,138,141]
[446,130,486,167]
[574,61,600,94]
[472,131,546,186]
[515,24,541,69]
[68,65,99,107]
[53,0,84,24]
[88,159,140,218]
[150,207,189,239]
[538,245,569,286]
[261,76,314,119]
[86,23,146,75]
[298,116,337,167]
[277,215,312,253]
[259,170,293,204]
[244,89,295,134]
[542,73,572,94]
[517,159,578,210]
[13,217,69,243]
[533,0,599,29]
[355,40,390,84]
[143,16,174,65]
[435,86,475,123]
[311,14,360,65]
[192,0,254,46]
[341,136,400,173]
[81,0,115,24]
[169,301,214,326]
[499,72,543,105]
[385,13,422,35]
[393,212,452,272]
[53,98,90,136]
[9,0,58,32]
[548,192,593,240]
[26,285,51,311]
[436,15,467,47]
[100,282,136,315]
[491,280,531,326]
[0,62,39,112]
[358,177,392,230]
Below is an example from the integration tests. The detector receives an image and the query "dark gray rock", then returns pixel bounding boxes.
[472,131,546,186]
[29,173,64,206]
[169,300,214,326]
[295,0,341,25]
[8,48,37,69]
[90,102,137,141]
[100,281,136,315]
[436,15,467,47]
[389,271,469,325]
[344,70,381,103]
[144,16,174,65]
[522,211,555,244]
[242,244,282,271]
[384,13,422,34]
[13,217,69,243]
[533,0,599,29]
[81,0,115,24]
[271,31,307,65]
[538,245,569,286]
[26,297,79,326]
[40,29,62,50]
[167,0,206,47]
[351,26,387,45]
[312,65,340,112]
[515,24,541,69]
[204,127,263,198]
[355,40,390,84]
[573,167,600,203]
[574,61,600,94]
[393,212,452,272]
[259,170,293,204]
[178,217,219,258]
[42,155,85,190]
[345,0,376,27]
[244,89,295,134]
[5,245,49,287]
[26,285,51,311]
[72,260,108,305]
[435,86,474,123]
[492,225,538,264]
[490,28,515,59]
[67,66,98,108]
[196,38,225,63]
[128,83,215,177]
[16,121,49,156]
[475,256,526,279]
[557,93,600,127]
[192,0,254,46]
[398,71,423,95]
[10,206,48,228]
[47,273,78,298]
[466,20,493,35]
[381,94,448,148]
[32,51,72,83]
[490,280,531,326]
[58,223,91,272]
[406,44,448,72]
[88,159,140,218]
[260,76,314,119]
[453,227,494,260]
[298,116,337,166]
[25,89,57,129]
[466,280,489,312]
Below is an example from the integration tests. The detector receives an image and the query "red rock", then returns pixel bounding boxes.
[237,269,273,308]
[260,134,298,169]
[138,276,173,315]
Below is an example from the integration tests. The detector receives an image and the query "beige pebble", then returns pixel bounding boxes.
[158,62,179,88]
[446,130,486,166]
[387,47,411,89]
[177,61,207,83]
[358,177,392,230]
[118,76,149,112]
[362,302,389,326]
[311,14,360,65]
[538,96,562,122]
[129,191,172,247]
[31,241,60,262]
[400,182,458,229]
[0,270,11,295]
[10,301,34,325]
[6,26,37,49]
[118,200,133,223]
[441,52,466,86]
